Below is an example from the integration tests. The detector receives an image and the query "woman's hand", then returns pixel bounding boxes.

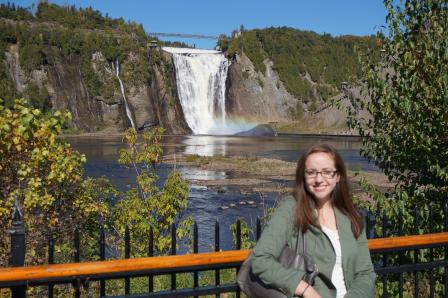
[302,286,321,298]
[295,281,321,298]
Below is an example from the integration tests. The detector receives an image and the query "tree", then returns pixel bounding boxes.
[113,128,191,255]
[348,0,448,199]
[0,100,192,275]
[0,98,111,266]
[347,4,447,295]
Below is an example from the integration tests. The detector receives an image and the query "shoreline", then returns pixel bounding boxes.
[61,130,361,139]
[59,121,360,139]
[163,153,393,199]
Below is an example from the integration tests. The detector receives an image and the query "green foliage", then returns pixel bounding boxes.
[348,1,448,295]
[0,21,17,54]
[353,175,447,297]
[223,27,378,101]
[35,2,154,36]
[230,196,278,251]
[148,49,178,103]
[226,30,267,74]
[0,98,112,266]
[0,99,81,218]
[100,35,126,63]
[81,57,102,96]
[0,2,164,112]
[23,82,50,112]
[230,219,255,250]
[114,128,192,255]
[0,99,193,278]
[348,0,448,196]
[0,62,18,106]
[18,43,46,74]
[316,84,335,102]
[122,48,150,86]
[0,3,34,21]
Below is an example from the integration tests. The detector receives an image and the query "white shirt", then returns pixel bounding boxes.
[322,226,347,298]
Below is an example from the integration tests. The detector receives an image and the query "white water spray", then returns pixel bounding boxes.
[163,47,240,135]
[112,59,136,131]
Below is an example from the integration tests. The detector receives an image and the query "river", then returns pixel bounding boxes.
[66,134,375,251]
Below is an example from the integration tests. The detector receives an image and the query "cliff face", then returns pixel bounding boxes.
[226,52,354,133]
[148,55,191,134]
[45,49,102,132]
[1,43,189,134]
[3,40,351,135]
[226,53,299,122]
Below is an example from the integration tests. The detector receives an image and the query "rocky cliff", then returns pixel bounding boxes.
[0,16,191,134]
[45,48,103,131]
[1,38,355,135]
[226,53,298,122]
[226,52,356,133]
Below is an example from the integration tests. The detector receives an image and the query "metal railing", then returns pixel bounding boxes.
[1,201,448,297]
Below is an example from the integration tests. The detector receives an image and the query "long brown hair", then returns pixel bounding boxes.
[293,144,363,238]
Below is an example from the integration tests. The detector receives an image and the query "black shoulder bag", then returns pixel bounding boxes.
[237,231,321,298]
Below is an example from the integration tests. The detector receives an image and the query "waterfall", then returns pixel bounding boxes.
[163,47,232,135]
[112,59,136,131]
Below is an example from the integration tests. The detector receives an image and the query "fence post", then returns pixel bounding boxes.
[193,222,198,298]
[215,221,220,298]
[236,220,241,298]
[125,225,130,295]
[9,195,26,298]
[171,223,177,290]
[99,228,106,297]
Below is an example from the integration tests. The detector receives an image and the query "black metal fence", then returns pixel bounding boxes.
[366,203,448,298]
[3,200,448,298]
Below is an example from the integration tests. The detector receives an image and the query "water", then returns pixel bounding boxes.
[163,47,254,135]
[112,59,136,130]
[67,134,375,251]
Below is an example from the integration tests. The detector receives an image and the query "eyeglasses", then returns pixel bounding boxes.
[304,169,338,179]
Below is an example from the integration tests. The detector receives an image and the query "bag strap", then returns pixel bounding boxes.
[295,229,306,254]
[296,229,335,290]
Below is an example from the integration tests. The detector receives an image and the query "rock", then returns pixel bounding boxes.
[226,53,300,123]
[225,52,361,134]
[46,51,102,132]
[1,28,192,134]
[138,121,157,131]
[217,187,226,193]
[148,65,191,134]
[4,45,26,92]
[234,124,277,136]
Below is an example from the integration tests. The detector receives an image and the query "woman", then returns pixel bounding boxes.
[251,144,376,298]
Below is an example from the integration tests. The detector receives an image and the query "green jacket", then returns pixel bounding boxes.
[252,196,376,298]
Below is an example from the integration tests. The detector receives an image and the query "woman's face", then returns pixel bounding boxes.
[304,152,340,204]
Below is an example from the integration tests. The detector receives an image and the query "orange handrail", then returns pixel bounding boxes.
[0,250,251,284]
[0,232,447,285]
[368,231,448,251]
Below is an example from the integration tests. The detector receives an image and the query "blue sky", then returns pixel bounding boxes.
[6,0,388,49]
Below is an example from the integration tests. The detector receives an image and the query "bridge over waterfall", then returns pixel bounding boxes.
[149,32,219,40]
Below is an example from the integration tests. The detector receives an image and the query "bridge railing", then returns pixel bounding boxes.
[1,202,448,297]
